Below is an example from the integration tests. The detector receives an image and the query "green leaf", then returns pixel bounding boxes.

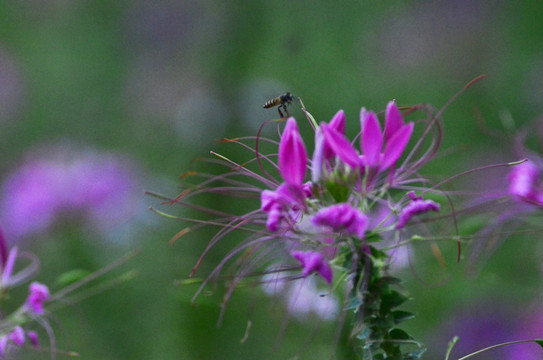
[389,328,411,340]
[392,310,415,324]
[381,291,409,312]
[372,315,394,329]
[56,269,91,287]
[537,340,543,348]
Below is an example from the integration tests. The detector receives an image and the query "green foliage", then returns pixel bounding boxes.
[344,244,425,359]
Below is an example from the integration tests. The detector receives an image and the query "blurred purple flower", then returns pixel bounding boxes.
[504,306,543,359]
[262,270,338,321]
[9,327,24,347]
[428,304,514,360]
[0,145,140,240]
[27,331,39,349]
[508,160,543,206]
[26,282,50,315]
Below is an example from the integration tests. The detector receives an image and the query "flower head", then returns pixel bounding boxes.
[26,282,50,315]
[161,94,481,357]
[312,203,369,239]
[396,192,441,229]
[291,250,333,284]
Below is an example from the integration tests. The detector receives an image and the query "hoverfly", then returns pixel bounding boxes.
[263,92,294,118]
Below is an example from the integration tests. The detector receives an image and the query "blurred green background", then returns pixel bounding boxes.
[1,1,543,359]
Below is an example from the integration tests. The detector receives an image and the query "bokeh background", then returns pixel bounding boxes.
[1,1,543,359]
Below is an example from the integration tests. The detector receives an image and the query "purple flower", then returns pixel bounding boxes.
[26,282,50,314]
[505,307,543,359]
[508,160,542,205]
[261,183,305,232]
[27,331,39,349]
[279,118,307,187]
[312,203,369,239]
[9,326,24,347]
[0,145,139,240]
[291,250,333,283]
[396,191,440,229]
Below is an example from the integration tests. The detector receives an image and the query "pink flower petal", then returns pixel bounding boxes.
[279,118,307,187]
[321,123,360,168]
[329,110,346,134]
[508,160,540,203]
[311,128,325,182]
[361,109,383,168]
[384,101,404,142]
[381,122,414,171]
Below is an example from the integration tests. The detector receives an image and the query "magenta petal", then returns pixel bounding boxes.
[361,109,383,168]
[508,161,540,202]
[381,122,414,171]
[312,203,368,238]
[311,128,325,182]
[261,189,278,212]
[26,282,50,314]
[384,101,404,142]
[279,118,307,187]
[329,110,346,134]
[291,250,333,283]
[27,331,39,349]
[320,123,360,168]
[266,204,282,232]
[397,197,440,229]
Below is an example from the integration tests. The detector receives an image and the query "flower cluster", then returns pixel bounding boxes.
[0,227,50,357]
[160,97,462,358]
[258,102,440,286]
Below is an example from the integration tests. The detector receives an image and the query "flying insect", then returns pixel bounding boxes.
[263,92,294,118]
